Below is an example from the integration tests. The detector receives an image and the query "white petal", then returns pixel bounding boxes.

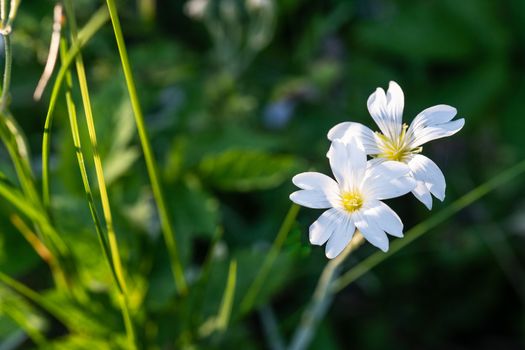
[412,180,433,210]
[291,172,340,208]
[367,87,390,136]
[367,82,403,139]
[327,122,380,154]
[408,105,457,134]
[290,190,331,209]
[386,81,404,129]
[410,119,465,148]
[293,172,339,198]
[408,155,446,201]
[328,139,367,190]
[325,214,355,259]
[309,208,344,246]
[365,160,410,182]
[362,161,415,200]
[362,201,403,237]
[354,212,389,252]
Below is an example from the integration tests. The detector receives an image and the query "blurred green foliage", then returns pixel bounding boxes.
[1,0,525,349]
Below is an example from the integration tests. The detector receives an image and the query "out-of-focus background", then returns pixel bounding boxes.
[1,0,525,349]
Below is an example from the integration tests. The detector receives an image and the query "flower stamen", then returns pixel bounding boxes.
[341,191,363,213]
[375,123,422,162]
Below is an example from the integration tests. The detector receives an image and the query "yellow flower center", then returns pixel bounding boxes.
[375,123,422,162]
[341,191,363,213]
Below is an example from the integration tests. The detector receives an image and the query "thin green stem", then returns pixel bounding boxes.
[333,158,525,292]
[288,233,365,350]
[41,5,109,208]
[105,0,187,294]
[0,0,6,26]
[60,39,116,285]
[1,34,11,111]
[61,2,137,347]
[259,305,285,350]
[240,204,300,315]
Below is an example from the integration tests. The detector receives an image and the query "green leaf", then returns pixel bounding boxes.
[170,176,220,238]
[145,177,220,310]
[103,147,140,185]
[198,149,300,191]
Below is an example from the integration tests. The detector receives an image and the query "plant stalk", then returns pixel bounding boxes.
[61,3,137,347]
[1,34,11,111]
[105,0,187,294]
[288,232,365,350]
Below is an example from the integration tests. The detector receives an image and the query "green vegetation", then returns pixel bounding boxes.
[0,0,524,349]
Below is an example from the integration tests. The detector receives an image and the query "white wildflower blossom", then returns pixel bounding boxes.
[246,0,272,11]
[184,0,209,20]
[290,138,415,258]
[329,81,465,209]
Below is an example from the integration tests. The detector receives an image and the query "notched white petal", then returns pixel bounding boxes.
[290,190,332,209]
[354,213,389,252]
[309,208,343,246]
[410,118,465,148]
[412,181,433,210]
[386,81,404,128]
[327,122,380,155]
[367,87,391,137]
[409,104,457,134]
[325,215,355,259]
[292,172,339,194]
[328,139,367,190]
[363,201,404,238]
[408,155,446,201]
[362,161,415,200]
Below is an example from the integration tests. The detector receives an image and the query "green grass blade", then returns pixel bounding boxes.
[59,38,118,291]
[217,259,237,331]
[105,0,187,294]
[41,5,109,208]
[61,2,137,347]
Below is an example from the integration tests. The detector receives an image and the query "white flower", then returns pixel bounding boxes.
[184,0,209,20]
[328,81,465,209]
[246,0,272,11]
[290,138,415,258]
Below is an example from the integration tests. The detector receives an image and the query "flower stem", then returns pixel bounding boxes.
[1,33,11,111]
[105,0,187,294]
[288,232,365,350]
[259,305,285,350]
